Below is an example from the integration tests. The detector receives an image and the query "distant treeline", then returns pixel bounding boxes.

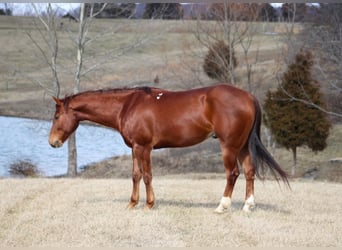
[82,3,322,22]
[0,3,331,23]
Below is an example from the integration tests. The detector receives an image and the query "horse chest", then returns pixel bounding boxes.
[119,112,154,146]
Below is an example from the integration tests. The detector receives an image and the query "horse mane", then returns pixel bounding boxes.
[62,86,157,109]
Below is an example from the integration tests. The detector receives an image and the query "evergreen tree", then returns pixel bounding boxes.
[263,50,331,175]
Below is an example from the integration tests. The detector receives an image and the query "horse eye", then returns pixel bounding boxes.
[54,115,60,120]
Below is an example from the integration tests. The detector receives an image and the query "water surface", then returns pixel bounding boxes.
[0,116,131,177]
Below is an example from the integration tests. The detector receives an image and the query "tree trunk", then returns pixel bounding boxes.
[66,3,86,177]
[67,132,77,177]
[221,2,236,85]
[291,147,297,176]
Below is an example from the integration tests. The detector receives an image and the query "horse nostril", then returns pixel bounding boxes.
[55,141,62,148]
[50,139,62,148]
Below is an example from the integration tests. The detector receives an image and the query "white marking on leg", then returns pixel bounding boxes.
[214,196,231,214]
[243,195,255,213]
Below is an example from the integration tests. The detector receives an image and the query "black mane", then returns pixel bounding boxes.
[61,86,159,109]
[64,86,157,100]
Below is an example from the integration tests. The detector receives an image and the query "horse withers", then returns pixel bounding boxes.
[49,84,289,213]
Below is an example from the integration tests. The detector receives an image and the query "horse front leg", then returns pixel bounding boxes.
[128,144,155,210]
[127,152,142,209]
[141,146,155,209]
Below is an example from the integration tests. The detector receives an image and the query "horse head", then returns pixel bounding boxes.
[49,97,79,148]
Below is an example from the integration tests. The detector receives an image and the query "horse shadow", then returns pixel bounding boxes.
[112,198,291,214]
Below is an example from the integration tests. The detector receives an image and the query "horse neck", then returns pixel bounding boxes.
[70,92,131,130]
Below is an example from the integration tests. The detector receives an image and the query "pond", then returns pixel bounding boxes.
[0,116,131,177]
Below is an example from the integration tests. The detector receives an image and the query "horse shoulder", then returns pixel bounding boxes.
[118,93,157,146]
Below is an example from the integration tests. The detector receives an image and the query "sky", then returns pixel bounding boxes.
[0,3,80,16]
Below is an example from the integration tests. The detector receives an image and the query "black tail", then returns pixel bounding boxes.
[248,98,290,187]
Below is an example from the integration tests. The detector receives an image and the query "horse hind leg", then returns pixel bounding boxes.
[239,146,256,212]
[214,145,240,214]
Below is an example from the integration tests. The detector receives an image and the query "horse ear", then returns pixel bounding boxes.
[53,97,62,106]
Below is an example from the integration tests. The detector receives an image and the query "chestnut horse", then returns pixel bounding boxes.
[49,84,288,213]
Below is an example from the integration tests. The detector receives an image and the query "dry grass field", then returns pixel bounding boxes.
[0,177,341,247]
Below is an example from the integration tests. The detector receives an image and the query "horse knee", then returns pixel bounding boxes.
[228,168,240,180]
[132,171,142,182]
[143,172,152,185]
[244,168,255,180]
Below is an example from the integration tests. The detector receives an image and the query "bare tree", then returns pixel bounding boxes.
[27,3,60,97]
[237,4,261,93]
[67,3,111,176]
[193,2,241,85]
[27,3,153,176]
[188,1,262,92]
[303,3,342,121]
[277,3,342,120]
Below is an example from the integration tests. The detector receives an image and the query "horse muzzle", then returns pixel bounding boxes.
[49,138,63,148]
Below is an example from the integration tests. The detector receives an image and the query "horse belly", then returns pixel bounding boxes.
[153,123,212,149]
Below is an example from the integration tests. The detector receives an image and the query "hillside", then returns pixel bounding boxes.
[80,124,342,183]
[0,15,291,119]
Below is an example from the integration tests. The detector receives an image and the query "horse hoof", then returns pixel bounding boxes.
[242,195,255,213]
[214,207,226,214]
[214,197,231,214]
[214,204,230,214]
[144,203,154,210]
[242,204,255,213]
[127,202,138,210]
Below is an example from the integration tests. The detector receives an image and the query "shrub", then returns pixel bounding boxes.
[203,40,237,82]
[9,160,41,178]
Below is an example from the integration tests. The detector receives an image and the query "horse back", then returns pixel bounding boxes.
[119,84,255,148]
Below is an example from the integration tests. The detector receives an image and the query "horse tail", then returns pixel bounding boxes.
[248,98,290,187]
